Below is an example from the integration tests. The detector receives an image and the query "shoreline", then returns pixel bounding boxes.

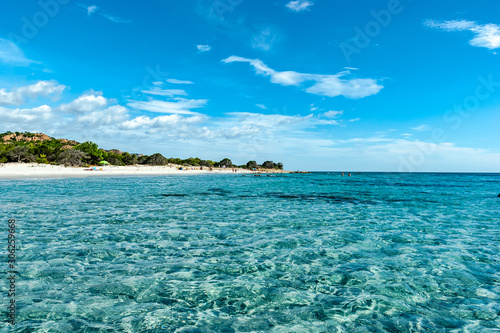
[0,163,294,179]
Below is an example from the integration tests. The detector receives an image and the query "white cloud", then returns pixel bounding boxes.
[411,124,430,131]
[224,112,340,133]
[79,4,131,23]
[197,45,212,52]
[323,110,343,118]
[101,14,131,23]
[141,88,188,97]
[0,38,36,66]
[256,104,267,110]
[222,56,383,98]
[127,98,207,115]
[0,81,66,106]
[0,105,54,124]
[425,19,500,49]
[58,92,109,114]
[76,105,128,126]
[120,114,206,132]
[349,118,360,122]
[87,5,97,15]
[166,79,194,85]
[286,0,314,12]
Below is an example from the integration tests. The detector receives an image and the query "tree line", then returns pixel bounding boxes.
[0,132,284,170]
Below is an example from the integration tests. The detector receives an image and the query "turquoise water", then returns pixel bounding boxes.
[1,173,499,332]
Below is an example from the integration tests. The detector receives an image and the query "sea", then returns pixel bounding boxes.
[1,172,499,332]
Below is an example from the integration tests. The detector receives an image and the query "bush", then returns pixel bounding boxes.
[262,161,275,169]
[182,157,201,166]
[36,154,49,164]
[122,152,137,165]
[6,146,36,163]
[200,160,215,167]
[246,160,259,169]
[147,153,168,166]
[138,155,149,164]
[217,158,233,168]
[75,141,104,164]
[107,156,124,166]
[57,149,90,166]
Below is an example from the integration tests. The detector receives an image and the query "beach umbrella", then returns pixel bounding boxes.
[99,161,110,165]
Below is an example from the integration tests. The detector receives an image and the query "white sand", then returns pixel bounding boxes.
[0,163,254,179]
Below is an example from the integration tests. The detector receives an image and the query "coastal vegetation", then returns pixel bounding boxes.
[0,131,284,170]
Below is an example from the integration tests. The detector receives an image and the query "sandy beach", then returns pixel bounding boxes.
[0,163,261,179]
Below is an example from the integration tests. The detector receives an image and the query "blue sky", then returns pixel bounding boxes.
[1,0,499,171]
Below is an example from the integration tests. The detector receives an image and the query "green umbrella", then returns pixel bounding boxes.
[99,161,110,165]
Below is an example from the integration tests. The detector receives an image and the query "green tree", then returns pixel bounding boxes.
[122,152,137,165]
[138,155,149,164]
[147,153,168,165]
[217,158,233,168]
[262,161,275,169]
[107,154,124,166]
[57,149,90,166]
[75,141,104,164]
[6,146,36,163]
[167,158,182,165]
[246,160,259,169]
[199,160,215,167]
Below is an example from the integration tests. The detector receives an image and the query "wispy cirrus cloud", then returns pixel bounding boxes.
[166,78,194,85]
[323,110,343,118]
[0,38,36,66]
[141,88,188,97]
[286,0,314,12]
[197,44,212,52]
[411,124,430,132]
[425,19,500,49]
[222,56,383,99]
[86,4,97,15]
[127,98,208,115]
[79,4,131,23]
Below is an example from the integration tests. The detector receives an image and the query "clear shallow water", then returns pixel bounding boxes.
[1,172,499,332]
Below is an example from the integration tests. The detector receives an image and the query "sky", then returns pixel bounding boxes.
[0,0,499,171]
